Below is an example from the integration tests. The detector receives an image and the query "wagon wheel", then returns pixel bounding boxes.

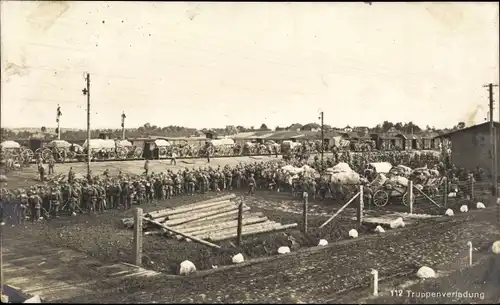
[57,148,67,162]
[21,149,34,163]
[372,190,389,207]
[67,150,76,160]
[401,192,415,206]
[42,148,52,161]
[158,147,167,158]
[107,150,116,160]
[134,147,143,159]
[117,147,128,160]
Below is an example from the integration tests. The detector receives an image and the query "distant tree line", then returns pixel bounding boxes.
[0,120,468,141]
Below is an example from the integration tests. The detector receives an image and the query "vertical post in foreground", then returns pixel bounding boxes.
[408,180,413,215]
[302,191,308,233]
[132,207,143,266]
[467,241,473,266]
[357,185,364,227]
[443,177,448,209]
[236,199,243,247]
[371,269,379,296]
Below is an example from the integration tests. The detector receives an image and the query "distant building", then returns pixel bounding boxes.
[353,126,369,133]
[343,125,353,132]
[436,122,500,173]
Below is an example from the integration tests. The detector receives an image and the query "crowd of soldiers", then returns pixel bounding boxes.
[2,147,474,226]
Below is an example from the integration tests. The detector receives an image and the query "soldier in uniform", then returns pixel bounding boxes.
[144,159,150,176]
[68,167,75,184]
[38,162,45,182]
[225,167,233,191]
[30,192,42,222]
[50,186,62,218]
[247,173,256,196]
[113,181,122,209]
[127,185,135,209]
[122,181,130,209]
[18,192,28,224]
[48,155,56,175]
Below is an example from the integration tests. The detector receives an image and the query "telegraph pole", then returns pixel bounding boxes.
[121,112,126,139]
[485,83,499,223]
[56,104,62,140]
[83,73,91,179]
[319,111,324,166]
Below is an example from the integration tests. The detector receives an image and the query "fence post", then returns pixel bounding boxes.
[467,241,473,266]
[302,192,308,233]
[408,180,413,215]
[236,200,243,247]
[443,177,448,208]
[371,269,379,296]
[470,178,475,202]
[132,207,143,266]
[357,185,364,227]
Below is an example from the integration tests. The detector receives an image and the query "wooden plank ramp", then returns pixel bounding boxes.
[123,194,298,246]
[2,237,159,302]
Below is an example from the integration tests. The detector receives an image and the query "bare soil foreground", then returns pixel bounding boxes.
[58,208,499,304]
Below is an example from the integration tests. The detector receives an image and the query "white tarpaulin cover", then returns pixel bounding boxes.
[330,171,361,185]
[368,162,392,174]
[83,139,116,150]
[245,142,255,146]
[48,140,71,148]
[154,139,171,147]
[211,138,235,146]
[116,140,133,147]
[0,140,21,149]
[386,175,409,187]
[327,162,353,173]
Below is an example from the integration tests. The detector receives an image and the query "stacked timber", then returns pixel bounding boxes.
[121,194,297,246]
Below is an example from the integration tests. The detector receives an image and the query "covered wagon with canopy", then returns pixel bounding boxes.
[0,140,24,162]
[201,138,235,157]
[364,162,392,182]
[154,139,171,159]
[38,140,73,162]
[83,139,117,160]
[281,140,302,161]
[115,139,142,159]
[322,162,365,201]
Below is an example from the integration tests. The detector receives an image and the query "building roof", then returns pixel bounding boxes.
[434,122,500,138]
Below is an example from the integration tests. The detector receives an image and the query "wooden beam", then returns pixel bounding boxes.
[143,217,221,249]
[164,206,250,226]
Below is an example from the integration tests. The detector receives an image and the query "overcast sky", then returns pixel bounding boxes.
[1,1,499,130]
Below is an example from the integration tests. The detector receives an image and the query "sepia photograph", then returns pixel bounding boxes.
[0,1,499,303]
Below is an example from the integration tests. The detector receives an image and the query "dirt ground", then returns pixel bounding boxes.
[65,208,500,304]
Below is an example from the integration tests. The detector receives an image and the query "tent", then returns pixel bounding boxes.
[0,141,21,149]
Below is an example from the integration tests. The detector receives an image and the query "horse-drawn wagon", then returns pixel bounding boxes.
[154,139,171,159]
[281,140,302,161]
[115,139,142,159]
[323,162,364,201]
[83,139,117,160]
[0,140,35,163]
[201,138,235,157]
[38,140,73,162]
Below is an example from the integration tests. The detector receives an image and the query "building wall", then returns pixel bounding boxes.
[450,127,500,173]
